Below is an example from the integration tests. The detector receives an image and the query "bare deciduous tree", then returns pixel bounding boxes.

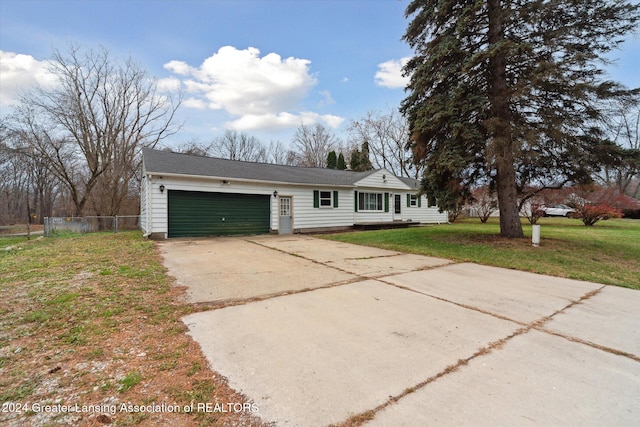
[348,109,420,178]
[210,130,267,162]
[169,139,213,157]
[599,103,640,199]
[8,45,180,216]
[291,123,340,167]
[0,122,62,224]
[468,186,498,224]
[265,140,298,165]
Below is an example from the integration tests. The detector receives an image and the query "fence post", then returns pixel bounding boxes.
[114,215,119,234]
[44,217,48,237]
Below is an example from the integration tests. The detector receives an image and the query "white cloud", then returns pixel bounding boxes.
[321,114,345,128]
[227,111,344,132]
[318,90,335,106]
[165,46,317,115]
[163,60,193,76]
[156,76,181,92]
[183,97,207,109]
[164,46,343,132]
[0,50,58,106]
[375,57,411,89]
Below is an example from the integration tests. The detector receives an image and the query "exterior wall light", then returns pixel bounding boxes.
[273,191,278,197]
[159,184,165,193]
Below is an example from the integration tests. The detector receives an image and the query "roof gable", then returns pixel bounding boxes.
[352,169,413,190]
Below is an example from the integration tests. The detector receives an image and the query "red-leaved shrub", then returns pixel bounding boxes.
[571,203,622,226]
[525,202,546,225]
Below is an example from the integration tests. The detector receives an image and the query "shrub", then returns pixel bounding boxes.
[524,202,546,225]
[469,187,497,223]
[448,204,464,222]
[571,203,622,226]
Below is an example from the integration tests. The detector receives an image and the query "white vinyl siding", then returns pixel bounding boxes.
[355,169,408,190]
[142,162,448,238]
[401,194,448,223]
[144,175,355,236]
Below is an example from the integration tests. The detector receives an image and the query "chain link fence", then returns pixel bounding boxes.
[43,216,140,237]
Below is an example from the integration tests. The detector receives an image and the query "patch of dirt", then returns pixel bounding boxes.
[435,233,531,248]
[0,234,270,427]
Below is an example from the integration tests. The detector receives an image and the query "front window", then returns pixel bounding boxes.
[410,195,418,207]
[320,191,332,207]
[358,192,383,211]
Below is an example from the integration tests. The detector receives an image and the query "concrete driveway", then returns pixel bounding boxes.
[159,235,640,426]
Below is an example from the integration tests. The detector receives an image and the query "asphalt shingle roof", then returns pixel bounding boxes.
[142,148,380,186]
[398,176,421,190]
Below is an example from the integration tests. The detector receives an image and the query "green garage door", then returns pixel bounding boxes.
[168,190,270,237]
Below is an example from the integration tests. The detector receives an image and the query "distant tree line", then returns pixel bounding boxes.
[1,45,180,225]
[169,109,423,175]
[0,45,420,225]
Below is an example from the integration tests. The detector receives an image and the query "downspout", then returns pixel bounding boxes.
[142,174,152,237]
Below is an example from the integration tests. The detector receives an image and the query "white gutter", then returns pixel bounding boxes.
[145,172,357,189]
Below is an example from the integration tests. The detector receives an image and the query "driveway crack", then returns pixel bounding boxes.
[335,326,532,427]
[337,283,633,426]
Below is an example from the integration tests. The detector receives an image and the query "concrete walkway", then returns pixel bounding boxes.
[159,235,640,426]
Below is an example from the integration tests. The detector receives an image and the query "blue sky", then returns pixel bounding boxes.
[1,0,639,149]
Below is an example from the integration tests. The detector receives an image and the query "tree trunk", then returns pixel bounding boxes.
[487,0,524,238]
[496,151,524,237]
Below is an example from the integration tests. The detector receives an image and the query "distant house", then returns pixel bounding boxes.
[140,148,447,238]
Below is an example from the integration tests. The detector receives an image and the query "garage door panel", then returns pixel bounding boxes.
[168,190,270,237]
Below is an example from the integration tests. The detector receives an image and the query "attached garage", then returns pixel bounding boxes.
[168,190,270,237]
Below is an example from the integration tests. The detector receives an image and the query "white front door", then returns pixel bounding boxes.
[279,197,293,234]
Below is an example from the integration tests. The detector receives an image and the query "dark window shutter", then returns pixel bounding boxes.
[384,193,389,212]
[406,194,410,207]
[418,196,422,207]
[354,191,358,212]
[313,190,319,208]
[333,191,339,208]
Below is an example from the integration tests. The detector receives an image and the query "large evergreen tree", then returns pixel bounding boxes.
[401,0,640,237]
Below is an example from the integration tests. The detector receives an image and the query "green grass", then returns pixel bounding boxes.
[0,230,252,426]
[324,217,640,289]
[0,236,30,248]
[118,372,142,392]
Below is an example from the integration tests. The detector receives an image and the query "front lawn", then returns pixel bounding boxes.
[323,218,640,289]
[0,232,265,426]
